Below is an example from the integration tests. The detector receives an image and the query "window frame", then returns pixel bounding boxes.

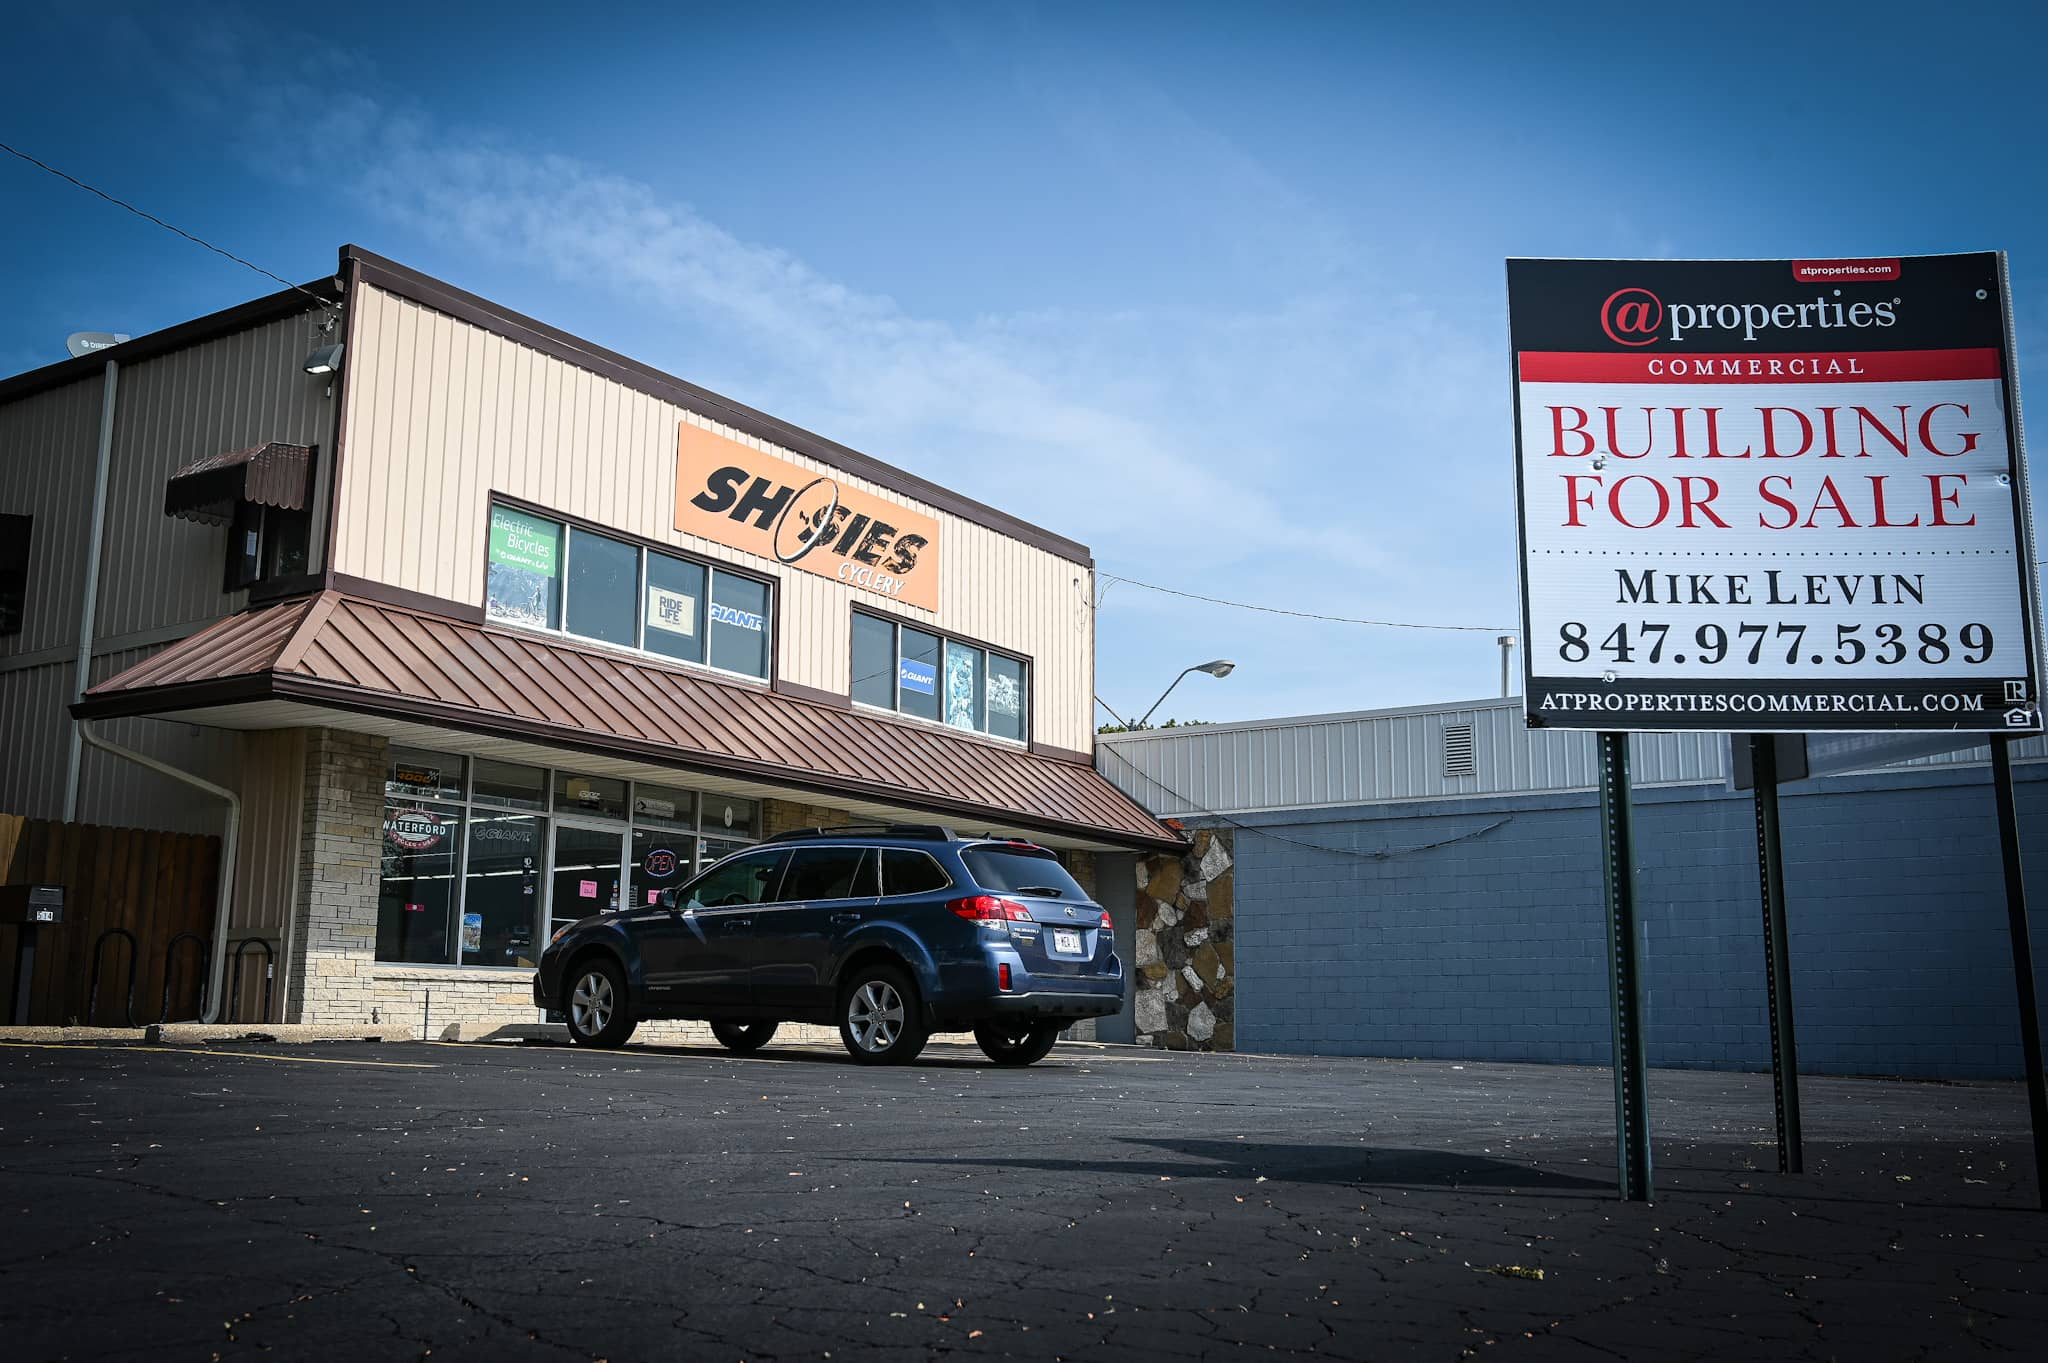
[849,607,1032,745]
[374,749,764,972]
[482,494,778,685]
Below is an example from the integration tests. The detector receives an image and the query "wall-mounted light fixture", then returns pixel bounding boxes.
[302,343,345,375]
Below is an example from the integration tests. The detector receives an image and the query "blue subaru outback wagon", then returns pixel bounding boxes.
[534,825,1122,1065]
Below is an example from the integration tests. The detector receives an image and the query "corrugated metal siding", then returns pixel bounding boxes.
[0,660,76,820]
[334,286,1094,751]
[98,310,335,638]
[230,729,303,935]
[1099,699,1731,816]
[73,645,242,834]
[0,370,106,658]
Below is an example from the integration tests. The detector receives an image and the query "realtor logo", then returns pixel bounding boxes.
[2005,680,2029,703]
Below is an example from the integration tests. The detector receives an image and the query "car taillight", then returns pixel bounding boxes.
[1098,910,1112,928]
[949,894,1033,923]
[999,963,1012,990]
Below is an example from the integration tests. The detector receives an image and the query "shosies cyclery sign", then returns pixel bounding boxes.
[675,421,943,612]
[1508,254,2041,733]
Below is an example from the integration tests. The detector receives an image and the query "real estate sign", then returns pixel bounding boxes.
[1508,254,2041,733]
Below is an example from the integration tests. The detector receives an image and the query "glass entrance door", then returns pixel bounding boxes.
[550,822,626,937]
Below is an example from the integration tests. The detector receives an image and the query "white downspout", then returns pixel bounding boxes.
[63,359,119,821]
[77,720,241,1023]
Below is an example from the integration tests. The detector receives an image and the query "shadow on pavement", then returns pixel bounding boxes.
[881,1134,1614,1191]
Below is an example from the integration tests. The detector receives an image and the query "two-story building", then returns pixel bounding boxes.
[0,245,1178,1032]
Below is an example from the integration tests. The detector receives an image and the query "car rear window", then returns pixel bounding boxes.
[959,846,1088,900]
[881,849,952,897]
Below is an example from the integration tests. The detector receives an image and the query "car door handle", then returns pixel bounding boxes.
[830,912,861,925]
[723,918,752,930]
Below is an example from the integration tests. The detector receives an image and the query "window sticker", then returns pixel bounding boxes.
[646,585,696,636]
[461,913,482,954]
[709,601,764,632]
[485,506,560,628]
[988,671,1021,718]
[899,658,936,695]
[384,808,445,852]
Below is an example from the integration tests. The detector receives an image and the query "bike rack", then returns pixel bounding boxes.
[158,932,211,1024]
[87,928,139,1028]
[227,937,276,1023]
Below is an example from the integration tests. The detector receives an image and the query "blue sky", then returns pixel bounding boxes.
[4,1,2045,727]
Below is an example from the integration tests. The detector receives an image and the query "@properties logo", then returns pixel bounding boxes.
[1600,287,1663,347]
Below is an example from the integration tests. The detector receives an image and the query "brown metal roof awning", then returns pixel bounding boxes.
[75,593,1184,852]
[163,442,314,525]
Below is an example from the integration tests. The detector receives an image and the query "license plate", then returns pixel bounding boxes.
[1052,929,1082,954]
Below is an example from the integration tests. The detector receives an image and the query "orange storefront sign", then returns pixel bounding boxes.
[674,422,943,613]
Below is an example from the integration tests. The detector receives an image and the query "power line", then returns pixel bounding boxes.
[1099,572,1515,634]
[0,139,338,314]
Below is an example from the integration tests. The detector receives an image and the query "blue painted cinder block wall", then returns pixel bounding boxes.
[1220,763,2048,1078]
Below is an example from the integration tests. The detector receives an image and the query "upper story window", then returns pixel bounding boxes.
[161,442,316,593]
[484,502,772,681]
[852,609,1028,743]
[0,513,30,636]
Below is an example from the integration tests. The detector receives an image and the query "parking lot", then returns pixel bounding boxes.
[2,1035,2045,1362]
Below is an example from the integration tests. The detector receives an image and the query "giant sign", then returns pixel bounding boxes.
[674,422,943,612]
[1508,254,2040,733]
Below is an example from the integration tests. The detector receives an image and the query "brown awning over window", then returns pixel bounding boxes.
[75,592,1184,852]
[163,442,314,525]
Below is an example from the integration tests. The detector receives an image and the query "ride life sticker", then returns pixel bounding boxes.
[1507,254,2042,733]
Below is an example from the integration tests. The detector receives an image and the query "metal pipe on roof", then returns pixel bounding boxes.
[63,359,117,821]
[77,720,242,1025]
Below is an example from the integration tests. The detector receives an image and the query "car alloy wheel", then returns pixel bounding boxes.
[837,963,928,1065]
[571,969,614,1036]
[848,980,905,1053]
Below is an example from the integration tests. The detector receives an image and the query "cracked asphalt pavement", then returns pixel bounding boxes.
[2,1036,2045,1361]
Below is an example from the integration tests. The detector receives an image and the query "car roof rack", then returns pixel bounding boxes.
[763,823,958,844]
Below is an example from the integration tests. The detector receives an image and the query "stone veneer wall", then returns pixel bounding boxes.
[1131,828,1235,1050]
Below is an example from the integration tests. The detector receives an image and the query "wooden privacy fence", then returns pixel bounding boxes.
[0,815,221,1026]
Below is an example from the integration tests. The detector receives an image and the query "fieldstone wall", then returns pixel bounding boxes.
[1132,827,1234,1050]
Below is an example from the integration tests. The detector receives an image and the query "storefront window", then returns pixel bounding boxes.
[554,771,628,820]
[987,654,1026,742]
[710,571,770,678]
[944,641,984,732]
[386,747,465,802]
[851,611,895,709]
[374,760,762,968]
[899,627,941,721]
[460,813,544,967]
[631,782,695,829]
[486,505,562,629]
[631,827,695,908]
[472,758,546,810]
[644,552,706,665]
[566,527,639,648]
[377,804,463,964]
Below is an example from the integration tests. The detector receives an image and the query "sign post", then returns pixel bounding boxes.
[1508,252,2044,1204]
[1597,733,1653,1200]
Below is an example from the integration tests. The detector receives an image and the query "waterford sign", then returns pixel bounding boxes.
[1508,253,2042,733]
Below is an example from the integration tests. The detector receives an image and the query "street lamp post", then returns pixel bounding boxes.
[1135,659,1236,729]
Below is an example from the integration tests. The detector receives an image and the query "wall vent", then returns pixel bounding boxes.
[1443,723,1477,777]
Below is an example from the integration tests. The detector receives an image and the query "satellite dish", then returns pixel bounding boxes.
[66,332,130,358]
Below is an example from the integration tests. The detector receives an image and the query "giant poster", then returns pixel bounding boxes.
[1508,254,2040,732]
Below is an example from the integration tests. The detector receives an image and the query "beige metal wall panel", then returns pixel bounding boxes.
[97,310,337,638]
[0,369,106,659]
[0,661,75,820]
[230,729,303,935]
[335,285,1096,751]
[72,646,242,834]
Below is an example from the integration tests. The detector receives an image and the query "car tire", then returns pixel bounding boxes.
[837,963,928,1065]
[710,1020,779,1053]
[973,1021,1061,1067]
[563,957,637,1049]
